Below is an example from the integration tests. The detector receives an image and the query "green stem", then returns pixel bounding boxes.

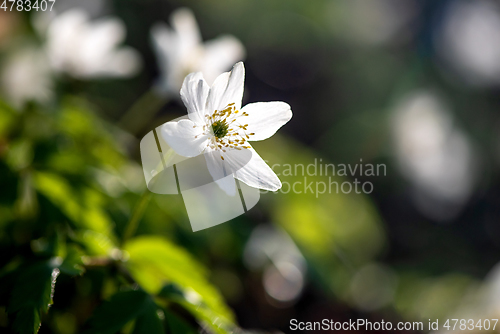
[118,89,168,135]
[118,89,175,245]
[121,191,152,247]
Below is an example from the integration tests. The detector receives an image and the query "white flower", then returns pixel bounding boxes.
[1,46,53,108]
[436,0,500,86]
[151,8,245,94]
[41,9,141,78]
[391,91,476,220]
[161,62,292,195]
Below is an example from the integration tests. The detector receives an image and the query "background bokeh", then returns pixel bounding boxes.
[1,0,500,333]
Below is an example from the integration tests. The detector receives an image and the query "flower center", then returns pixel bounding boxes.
[194,103,255,159]
[212,121,229,139]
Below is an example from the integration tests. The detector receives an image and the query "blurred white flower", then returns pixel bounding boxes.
[40,9,141,78]
[437,0,500,86]
[51,0,107,18]
[0,46,53,108]
[161,62,292,195]
[151,8,245,94]
[391,91,476,220]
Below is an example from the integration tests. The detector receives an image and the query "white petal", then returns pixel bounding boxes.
[240,102,292,141]
[150,23,183,93]
[230,147,282,191]
[46,10,87,72]
[151,23,174,61]
[180,72,210,124]
[80,17,140,77]
[45,9,140,78]
[204,149,237,196]
[207,62,245,113]
[98,48,141,77]
[201,35,246,85]
[206,71,230,115]
[85,18,125,56]
[171,8,201,60]
[161,119,208,157]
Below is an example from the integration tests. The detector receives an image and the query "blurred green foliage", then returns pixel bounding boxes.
[0,100,241,333]
[2,0,500,333]
[0,96,390,333]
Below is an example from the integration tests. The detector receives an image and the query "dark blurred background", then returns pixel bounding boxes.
[1,0,500,333]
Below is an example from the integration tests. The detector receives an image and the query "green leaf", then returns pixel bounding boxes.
[33,172,114,236]
[11,307,40,334]
[163,309,197,334]
[123,236,236,333]
[82,290,148,334]
[131,297,164,334]
[78,230,115,256]
[7,259,60,334]
[58,105,127,170]
[59,245,85,276]
[0,101,15,137]
[158,283,233,334]
[83,289,168,334]
[0,259,21,306]
[33,172,80,223]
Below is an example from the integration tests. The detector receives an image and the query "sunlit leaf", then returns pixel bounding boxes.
[123,236,236,333]
[60,245,85,276]
[33,171,115,236]
[159,283,235,334]
[78,230,116,256]
[58,105,126,170]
